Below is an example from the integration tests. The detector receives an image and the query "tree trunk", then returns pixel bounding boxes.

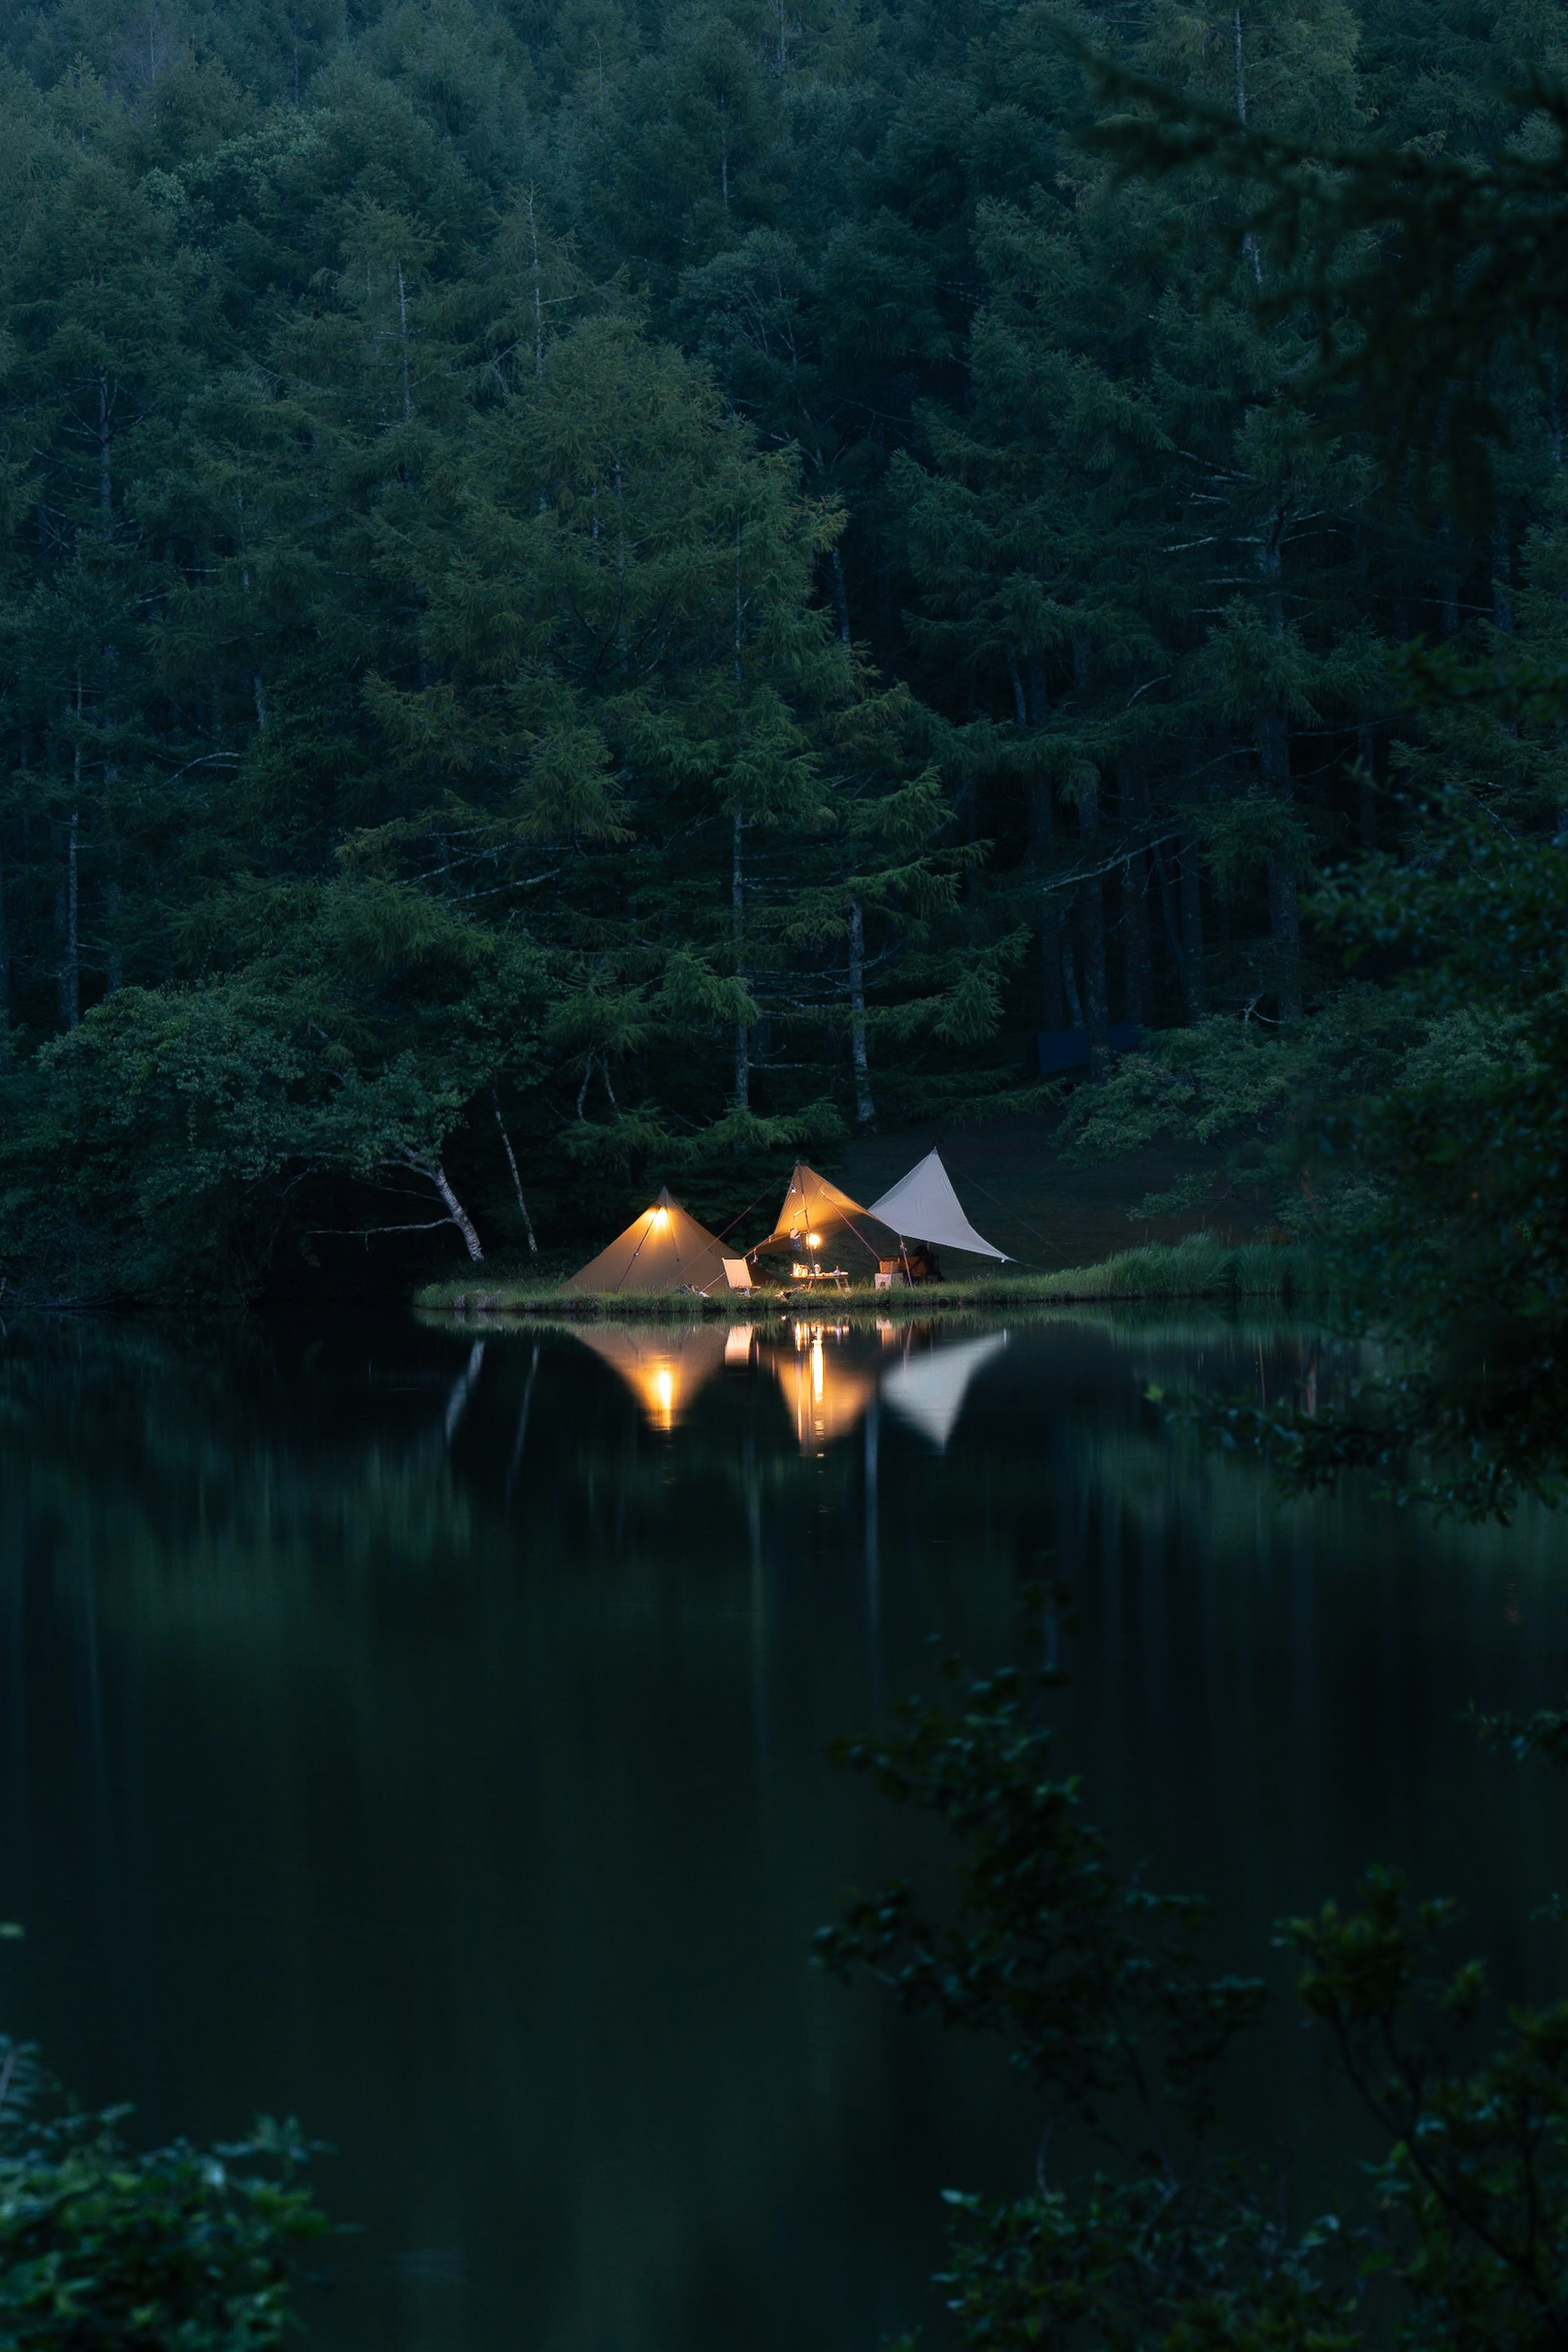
[1257,511,1303,1023]
[1078,776,1110,1080]
[492,1090,539,1254]
[830,546,851,652]
[1029,782,1066,1031]
[1152,836,1184,996]
[55,810,79,1031]
[1023,664,1064,1033]
[98,372,111,531]
[396,257,412,424]
[420,1160,483,1261]
[105,873,124,993]
[1179,830,1207,1017]
[1006,640,1027,726]
[1121,849,1149,1025]
[1439,522,1460,636]
[1356,723,1377,853]
[0,833,11,1074]
[1259,709,1302,1022]
[848,896,875,1130]
[1061,937,1085,1031]
[1494,527,1513,634]
[1175,730,1208,1022]
[1267,861,1303,1022]
[527,187,545,379]
[732,809,749,1112]
[1116,760,1152,1026]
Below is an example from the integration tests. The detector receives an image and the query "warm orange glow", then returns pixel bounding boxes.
[807,1232,821,1249]
[573,1326,728,1430]
[763,1324,879,1452]
[652,1205,670,1228]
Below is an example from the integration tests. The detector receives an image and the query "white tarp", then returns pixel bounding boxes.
[866,1148,1009,1261]
[881,1333,1009,1450]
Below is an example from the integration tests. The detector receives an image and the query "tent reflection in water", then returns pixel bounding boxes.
[759,1323,880,1451]
[756,1163,897,1279]
[881,1331,1009,1449]
[572,1325,731,1431]
[564,1187,729,1295]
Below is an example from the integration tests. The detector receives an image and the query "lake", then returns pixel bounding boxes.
[0,1309,1561,2352]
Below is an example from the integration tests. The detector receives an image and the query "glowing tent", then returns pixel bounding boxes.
[867,1148,1009,1262]
[564,1188,729,1295]
[756,1163,897,1275]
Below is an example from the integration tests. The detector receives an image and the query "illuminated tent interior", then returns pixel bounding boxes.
[755,1163,898,1275]
[564,1188,729,1295]
[571,1325,731,1431]
[881,1331,1009,1449]
[867,1149,1009,1262]
[759,1324,881,1451]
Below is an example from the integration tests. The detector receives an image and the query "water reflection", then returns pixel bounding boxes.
[0,1311,1559,2352]
[759,1323,882,1454]
[571,1322,731,1431]
[561,1315,1012,1456]
[880,1331,1009,1450]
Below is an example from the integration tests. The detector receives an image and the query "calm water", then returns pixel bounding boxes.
[0,1309,1562,2352]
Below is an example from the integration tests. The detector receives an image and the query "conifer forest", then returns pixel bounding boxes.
[1,0,1564,1329]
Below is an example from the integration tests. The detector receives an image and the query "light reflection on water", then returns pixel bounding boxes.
[0,1310,1560,2352]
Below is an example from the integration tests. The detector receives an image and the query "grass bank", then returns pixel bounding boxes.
[414,1236,1323,1320]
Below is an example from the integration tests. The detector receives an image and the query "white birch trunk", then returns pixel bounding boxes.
[849,896,875,1129]
[412,1160,484,1260]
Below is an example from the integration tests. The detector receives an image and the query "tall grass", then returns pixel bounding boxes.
[414,1235,1321,1318]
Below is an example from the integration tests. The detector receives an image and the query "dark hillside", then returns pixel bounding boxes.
[0,0,1561,1298]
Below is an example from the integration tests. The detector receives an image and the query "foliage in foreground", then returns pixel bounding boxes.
[822,1634,1568,2352]
[0,2063,325,2352]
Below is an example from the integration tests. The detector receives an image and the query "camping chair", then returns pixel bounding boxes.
[722,1257,753,1292]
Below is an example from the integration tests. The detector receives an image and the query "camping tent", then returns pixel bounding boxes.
[867,1148,1008,1262]
[564,1188,729,1295]
[756,1163,898,1275]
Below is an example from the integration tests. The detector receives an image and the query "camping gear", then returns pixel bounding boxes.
[564,1187,729,1295]
[877,1245,940,1282]
[866,1148,1008,1264]
[756,1163,898,1277]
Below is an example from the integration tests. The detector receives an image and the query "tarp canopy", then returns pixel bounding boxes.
[758,1163,898,1270]
[867,1148,1009,1262]
[564,1188,729,1295]
[882,1331,1009,1450]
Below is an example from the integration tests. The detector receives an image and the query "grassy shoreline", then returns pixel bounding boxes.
[414,1236,1323,1320]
